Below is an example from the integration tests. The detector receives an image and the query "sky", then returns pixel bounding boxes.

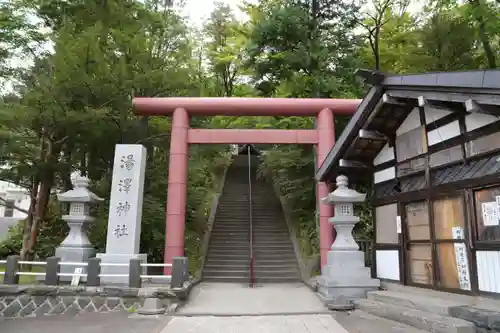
[179,0,255,27]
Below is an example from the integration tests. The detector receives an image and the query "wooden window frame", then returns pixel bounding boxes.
[469,184,500,250]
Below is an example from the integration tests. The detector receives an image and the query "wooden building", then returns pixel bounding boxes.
[316,69,500,296]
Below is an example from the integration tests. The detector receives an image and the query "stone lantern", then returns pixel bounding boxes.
[316,175,379,309]
[55,173,103,281]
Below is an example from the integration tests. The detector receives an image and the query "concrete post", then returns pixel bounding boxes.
[3,255,20,285]
[87,257,101,287]
[171,257,188,288]
[44,256,61,285]
[129,258,142,288]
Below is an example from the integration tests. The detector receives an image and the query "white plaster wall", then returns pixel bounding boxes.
[476,251,500,294]
[396,108,420,136]
[427,120,461,146]
[374,167,396,184]
[373,143,395,166]
[376,250,400,280]
[466,113,500,132]
[425,107,452,124]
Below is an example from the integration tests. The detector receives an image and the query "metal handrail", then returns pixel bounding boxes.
[248,148,254,287]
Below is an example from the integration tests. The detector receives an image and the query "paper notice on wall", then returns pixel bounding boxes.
[452,226,464,240]
[454,242,471,291]
[396,216,402,234]
[481,202,500,226]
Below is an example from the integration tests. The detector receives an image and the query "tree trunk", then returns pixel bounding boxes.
[20,137,60,260]
[27,178,53,256]
[20,179,39,262]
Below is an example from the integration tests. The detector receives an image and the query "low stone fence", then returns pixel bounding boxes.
[0,255,191,318]
[0,284,190,318]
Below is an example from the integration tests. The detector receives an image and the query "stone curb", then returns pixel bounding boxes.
[0,281,193,319]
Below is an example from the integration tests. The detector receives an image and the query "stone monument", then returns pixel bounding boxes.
[55,172,103,282]
[97,144,148,284]
[316,175,380,309]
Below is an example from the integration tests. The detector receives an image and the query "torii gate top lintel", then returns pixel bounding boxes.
[133,97,361,117]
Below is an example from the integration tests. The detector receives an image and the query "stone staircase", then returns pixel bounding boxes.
[333,282,500,333]
[203,154,301,283]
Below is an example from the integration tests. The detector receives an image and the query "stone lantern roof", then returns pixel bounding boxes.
[321,175,366,204]
[57,174,104,203]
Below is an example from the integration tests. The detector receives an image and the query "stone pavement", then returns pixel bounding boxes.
[0,311,170,333]
[1,282,349,333]
[177,282,329,315]
[162,314,348,332]
[158,282,348,332]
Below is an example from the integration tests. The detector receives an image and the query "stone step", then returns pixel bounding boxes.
[332,310,430,333]
[449,305,500,331]
[252,240,293,245]
[252,239,291,244]
[253,269,300,277]
[252,244,293,249]
[213,220,249,224]
[253,266,299,273]
[209,238,250,243]
[210,236,248,240]
[210,230,248,235]
[204,264,249,270]
[210,235,248,240]
[253,258,298,264]
[209,239,250,244]
[205,258,248,263]
[212,227,248,231]
[207,248,250,255]
[253,255,297,261]
[367,290,462,316]
[211,229,248,233]
[253,276,301,283]
[354,299,476,333]
[208,248,250,254]
[252,228,288,232]
[253,230,289,234]
[252,248,294,254]
[209,244,250,250]
[203,269,249,277]
[203,275,250,283]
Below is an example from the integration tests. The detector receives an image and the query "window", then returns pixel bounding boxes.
[406,201,430,240]
[375,204,399,244]
[474,186,500,242]
[433,197,466,240]
[3,200,15,217]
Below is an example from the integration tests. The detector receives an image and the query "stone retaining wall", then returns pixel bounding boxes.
[0,284,188,318]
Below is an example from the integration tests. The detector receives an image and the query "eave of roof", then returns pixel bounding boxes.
[315,69,500,182]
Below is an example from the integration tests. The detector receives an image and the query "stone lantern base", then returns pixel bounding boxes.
[316,249,380,308]
[55,246,95,282]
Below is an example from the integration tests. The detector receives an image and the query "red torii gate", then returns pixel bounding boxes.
[132,97,360,272]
